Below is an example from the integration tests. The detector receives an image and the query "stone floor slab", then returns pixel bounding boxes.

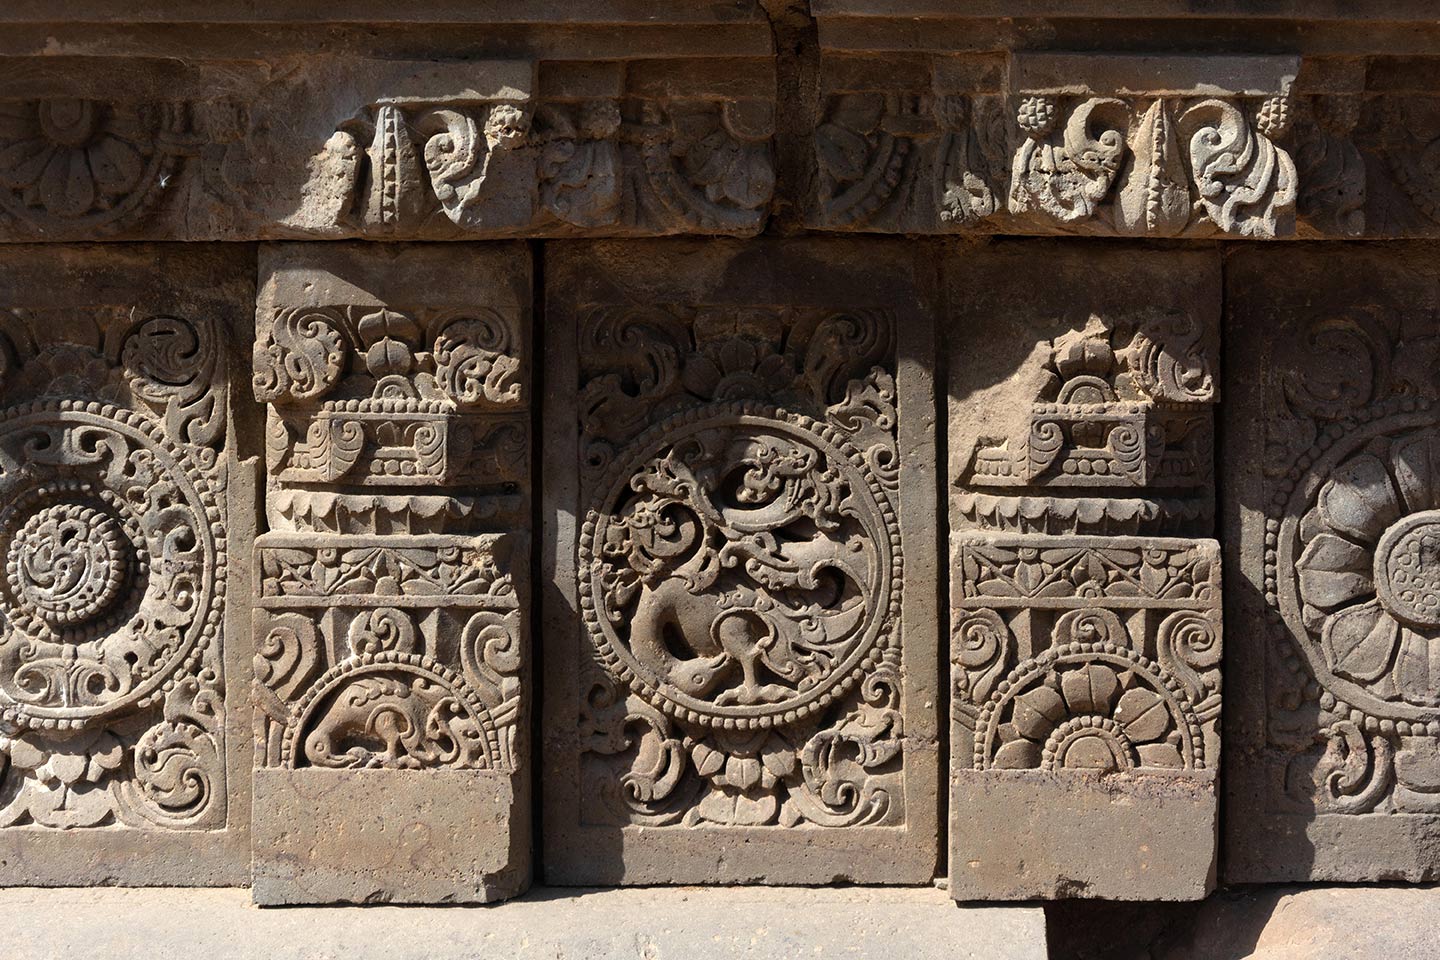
[0,885,1045,960]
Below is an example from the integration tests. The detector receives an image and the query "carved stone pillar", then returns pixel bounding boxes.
[1225,243,1440,882]
[0,246,253,883]
[542,239,939,884]
[947,242,1222,900]
[249,244,531,904]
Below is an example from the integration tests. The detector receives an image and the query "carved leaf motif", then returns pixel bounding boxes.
[1114,100,1192,237]
[1183,98,1297,238]
[252,307,348,402]
[121,315,224,451]
[1009,97,1128,224]
[433,315,522,408]
[538,101,623,228]
[363,104,427,232]
[1124,310,1216,403]
[1114,687,1170,743]
[1012,686,1065,740]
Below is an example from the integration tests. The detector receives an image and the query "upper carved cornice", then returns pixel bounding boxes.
[1,5,1440,240]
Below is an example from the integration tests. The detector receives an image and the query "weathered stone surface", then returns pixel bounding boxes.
[806,7,1440,240]
[250,243,531,903]
[951,769,1217,901]
[0,52,776,241]
[542,238,939,884]
[0,885,1048,960]
[251,768,521,905]
[946,242,1220,538]
[5,0,1440,929]
[0,244,254,884]
[1224,243,1440,883]
[947,242,1222,900]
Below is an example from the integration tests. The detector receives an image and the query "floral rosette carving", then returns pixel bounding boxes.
[0,99,186,234]
[1276,417,1440,721]
[976,643,1205,773]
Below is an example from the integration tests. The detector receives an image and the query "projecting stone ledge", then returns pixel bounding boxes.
[0,886,1044,960]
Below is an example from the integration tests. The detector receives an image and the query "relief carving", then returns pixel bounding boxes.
[954,536,1221,776]
[0,288,232,836]
[0,96,246,239]
[297,62,774,238]
[574,308,902,829]
[947,243,1222,900]
[812,90,1002,232]
[1007,91,1296,238]
[1264,342,1440,817]
[250,244,531,904]
[1225,246,1440,883]
[545,242,936,885]
[961,305,1216,538]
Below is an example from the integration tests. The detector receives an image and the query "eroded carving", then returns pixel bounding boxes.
[813,91,1002,232]
[962,309,1216,536]
[0,96,245,238]
[301,78,774,237]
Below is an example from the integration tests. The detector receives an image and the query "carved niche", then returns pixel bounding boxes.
[543,240,938,885]
[292,60,775,239]
[250,244,530,904]
[0,246,251,884]
[947,242,1222,900]
[1225,244,1440,882]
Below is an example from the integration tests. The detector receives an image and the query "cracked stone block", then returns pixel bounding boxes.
[0,244,255,885]
[250,242,532,904]
[541,238,940,884]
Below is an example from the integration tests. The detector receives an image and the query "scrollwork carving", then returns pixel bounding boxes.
[573,296,907,829]
[955,534,1221,777]
[1005,86,1297,238]
[252,307,348,403]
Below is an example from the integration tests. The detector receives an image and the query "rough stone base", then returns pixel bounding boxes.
[950,770,1216,901]
[0,886,1046,960]
[251,768,526,905]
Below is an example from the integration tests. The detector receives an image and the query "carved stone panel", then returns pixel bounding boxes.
[947,242,1222,900]
[1225,244,1440,882]
[250,243,531,904]
[542,239,939,884]
[0,245,253,884]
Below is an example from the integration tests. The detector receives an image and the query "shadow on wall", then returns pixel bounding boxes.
[1047,883,1440,960]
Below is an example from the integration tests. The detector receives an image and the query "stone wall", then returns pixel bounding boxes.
[0,1,1438,909]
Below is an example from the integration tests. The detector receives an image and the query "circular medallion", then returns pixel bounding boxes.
[1276,416,1440,723]
[0,401,224,730]
[579,401,900,730]
[6,502,128,629]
